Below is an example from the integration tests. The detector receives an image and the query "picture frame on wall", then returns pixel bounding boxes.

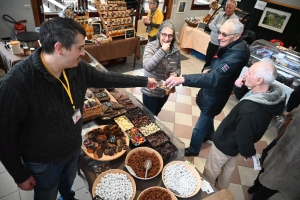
[177,1,187,13]
[258,7,291,33]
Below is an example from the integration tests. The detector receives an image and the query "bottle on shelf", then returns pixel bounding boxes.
[90,22,94,37]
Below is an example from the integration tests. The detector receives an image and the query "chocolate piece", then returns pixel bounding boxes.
[118,146,123,152]
[123,145,129,150]
[104,149,110,155]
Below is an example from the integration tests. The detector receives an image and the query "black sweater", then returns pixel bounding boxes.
[0,47,148,184]
[213,85,286,157]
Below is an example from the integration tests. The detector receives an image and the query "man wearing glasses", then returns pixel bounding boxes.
[165,19,250,157]
[203,0,238,72]
[143,0,164,42]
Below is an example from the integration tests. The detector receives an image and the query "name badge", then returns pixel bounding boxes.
[72,109,82,124]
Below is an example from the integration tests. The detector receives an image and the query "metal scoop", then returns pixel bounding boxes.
[144,159,152,178]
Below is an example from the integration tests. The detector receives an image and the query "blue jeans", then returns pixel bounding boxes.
[189,112,215,154]
[143,94,169,116]
[23,151,80,200]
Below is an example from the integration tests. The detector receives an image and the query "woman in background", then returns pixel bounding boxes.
[141,20,181,115]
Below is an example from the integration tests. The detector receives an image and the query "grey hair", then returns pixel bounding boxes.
[226,0,237,7]
[225,19,244,34]
[254,58,277,85]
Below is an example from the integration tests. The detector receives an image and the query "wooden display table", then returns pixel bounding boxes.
[82,37,140,68]
[0,42,26,72]
[180,25,210,55]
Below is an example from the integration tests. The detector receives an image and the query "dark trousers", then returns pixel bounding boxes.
[148,35,157,42]
[142,93,169,116]
[203,42,219,71]
[251,169,278,200]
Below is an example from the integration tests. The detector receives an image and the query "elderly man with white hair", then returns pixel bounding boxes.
[165,19,250,157]
[202,58,286,190]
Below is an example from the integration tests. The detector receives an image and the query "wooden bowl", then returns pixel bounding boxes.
[81,125,129,161]
[125,147,163,180]
[92,169,136,199]
[137,186,178,200]
[162,161,202,198]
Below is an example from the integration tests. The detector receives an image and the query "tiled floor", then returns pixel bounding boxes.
[0,50,291,200]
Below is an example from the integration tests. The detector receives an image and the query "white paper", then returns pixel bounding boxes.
[200,177,214,194]
[81,121,98,137]
[254,0,267,10]
[124,165,137,176]
[252,154,262,171]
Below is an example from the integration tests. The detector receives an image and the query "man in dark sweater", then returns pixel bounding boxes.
[202,59,286,190]
[0,17,156,200]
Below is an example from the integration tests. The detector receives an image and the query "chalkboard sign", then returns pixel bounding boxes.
[125,29,135,39]
[92,23,101,35]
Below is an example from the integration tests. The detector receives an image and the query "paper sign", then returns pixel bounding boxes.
[254,0,267,10]
[200,177,214,194]
[252,154,262,171]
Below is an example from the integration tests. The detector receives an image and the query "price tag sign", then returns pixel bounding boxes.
[92,23,101,35]
[125,29,135,39]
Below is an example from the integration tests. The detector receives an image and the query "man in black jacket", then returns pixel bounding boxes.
[165,19,250,157]
[0,17,156,200]
[202,59,286,190]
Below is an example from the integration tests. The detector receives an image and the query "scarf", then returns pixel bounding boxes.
[146,8,157,33]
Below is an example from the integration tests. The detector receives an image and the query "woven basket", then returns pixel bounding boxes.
[185,20,198,28]
[92,34,111,44]
[83,96,103,122]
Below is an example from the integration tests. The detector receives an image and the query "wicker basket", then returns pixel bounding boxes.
[185,20,198,28]
[92,34,111,44]
[83,92,103,122]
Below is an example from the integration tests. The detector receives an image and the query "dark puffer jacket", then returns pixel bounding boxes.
[183,39,250,116]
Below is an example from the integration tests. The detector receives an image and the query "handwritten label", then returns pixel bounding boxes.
[125,29,135,39]
[92,23,101,35]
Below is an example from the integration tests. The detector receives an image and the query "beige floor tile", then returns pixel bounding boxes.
[178,137,190,148]
[230,166,242,185]
[190,88,199,98]
[175,102,192,115]
[242,185,252,200]
[175,113,192,126]
[238,166,259,186]
[176,86,191,96]
[186,65,202,74]
[188,57,204,65]
[213,120,221,130]
[173,124,193,139]
[181,60,194,67]
[162,101,176,112]
[130,87,142,95]
[0,172,19,198]
[194,157,207,173]
[176,94,192,105]
[0,192,20,200]
[131,69,144,76]
[227,183,245,200]
[181,67,194,75]
[158,110,175,123]
[160,121,174,132]
[192,105,200,117]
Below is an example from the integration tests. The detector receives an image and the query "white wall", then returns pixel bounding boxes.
[0,0,35,39]
[170,0,209,37]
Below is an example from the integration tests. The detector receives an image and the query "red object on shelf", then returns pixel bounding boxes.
[270,39,284,46]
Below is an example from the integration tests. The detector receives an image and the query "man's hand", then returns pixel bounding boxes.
[17,176,36,191]
[143,18,150,25]
[235,77,245,88]
[202,69,211,74]
[147,78,157,90]
[165,76,185,87]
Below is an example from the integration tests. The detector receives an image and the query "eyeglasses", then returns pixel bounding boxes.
[161,33,174,39]
[218,31,237,37]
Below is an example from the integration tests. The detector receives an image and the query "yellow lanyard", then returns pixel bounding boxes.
[40,53,76,110]
[221,13,234,25]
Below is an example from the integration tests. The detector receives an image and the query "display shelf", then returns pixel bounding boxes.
[249,39,300,84]
[96,1,136,39]
[84,50,185,162]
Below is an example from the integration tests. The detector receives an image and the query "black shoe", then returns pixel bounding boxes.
[247,184,261,194]
[185,148,199,156]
